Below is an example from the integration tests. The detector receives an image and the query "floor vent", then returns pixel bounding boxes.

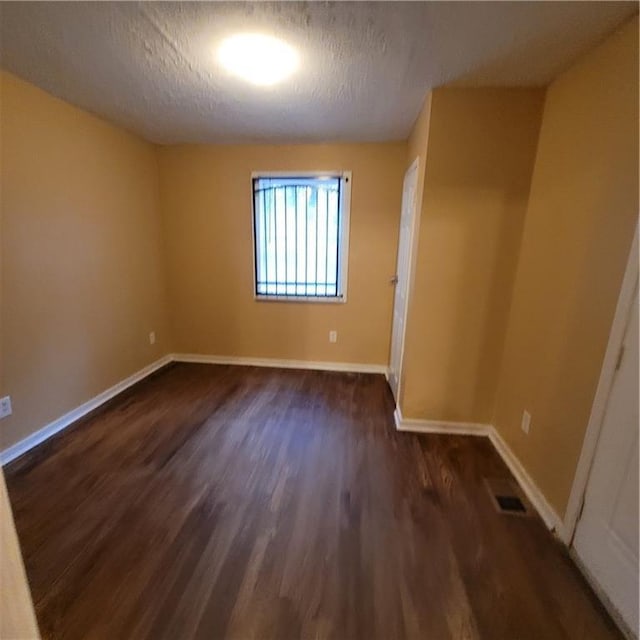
[496,494,527,513]
[484,477,530,517]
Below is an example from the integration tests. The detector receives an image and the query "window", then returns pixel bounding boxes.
[252,172,351,301]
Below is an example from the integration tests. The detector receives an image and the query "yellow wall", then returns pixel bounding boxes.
[1,71,170,450]
[158,143,406,364]
[400,88,544,422]
[493,18,639,516]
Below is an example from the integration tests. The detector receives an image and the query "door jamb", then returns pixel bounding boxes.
[562,222,639,544]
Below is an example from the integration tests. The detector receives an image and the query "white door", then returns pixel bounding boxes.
[573,278,639,636]
[388,158,419,402]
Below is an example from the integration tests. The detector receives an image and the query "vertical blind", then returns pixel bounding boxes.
[253,176,343,297]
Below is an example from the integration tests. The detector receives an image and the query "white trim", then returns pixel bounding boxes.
[250,171,352,303]
[250,171,346,178]
[0,344,561,541]
[388,157,420,404]
[254,295,346,304]
[338,171,352,302]
[393,405,489,436]
[0,355,172,466]
[0,353,390,465]
[394,405,563,534]
[563,225,639,545]
[172,353,388,376]
[487,426,564,535]
[569,549,637,640]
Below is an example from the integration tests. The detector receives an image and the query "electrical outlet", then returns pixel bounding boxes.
[329,330,337,343]
[521,410,531,435]
[0,396,12,420]
[149,331,156,345]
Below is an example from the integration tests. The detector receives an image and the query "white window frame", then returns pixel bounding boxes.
[250,170,351,303]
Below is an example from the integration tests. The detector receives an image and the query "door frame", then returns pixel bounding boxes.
[562,222,639,545]
[389,156,420,404]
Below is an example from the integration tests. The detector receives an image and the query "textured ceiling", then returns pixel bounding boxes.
[0,2,636,144]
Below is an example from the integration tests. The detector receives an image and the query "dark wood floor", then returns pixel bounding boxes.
[6,363,621,640]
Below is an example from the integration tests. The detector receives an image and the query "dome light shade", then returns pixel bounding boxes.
[217,33,299,86]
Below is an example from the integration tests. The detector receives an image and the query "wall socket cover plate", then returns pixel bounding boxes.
[0,396,12,419]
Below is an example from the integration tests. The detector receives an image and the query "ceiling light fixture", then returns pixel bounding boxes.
[217,33,299,86]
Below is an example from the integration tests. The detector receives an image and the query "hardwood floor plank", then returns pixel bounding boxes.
[5,363,623,640]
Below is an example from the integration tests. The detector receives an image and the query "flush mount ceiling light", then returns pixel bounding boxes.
[217,33,299,86]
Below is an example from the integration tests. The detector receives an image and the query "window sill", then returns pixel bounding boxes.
[254,295,346,304]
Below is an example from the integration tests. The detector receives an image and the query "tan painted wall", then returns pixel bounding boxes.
[0,469,40,639]
[158,143,406,364]
[400,88,544,422]
[493,18,639,517]
[0,71,170,450]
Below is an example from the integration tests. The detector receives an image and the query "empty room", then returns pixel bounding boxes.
[1,2,638,639]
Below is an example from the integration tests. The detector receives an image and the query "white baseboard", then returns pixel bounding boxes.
[486,427,564,535]
[1,353,388,465]
[172,353,389,376]
[394,405,564,537]
[0,355,172,466]
[1,352,564,541]
[393,406,490,436]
